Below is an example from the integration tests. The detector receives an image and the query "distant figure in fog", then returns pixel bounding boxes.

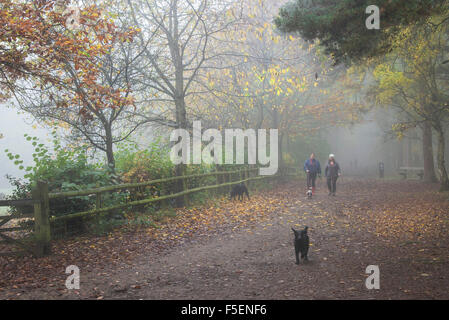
[304,153,321,195]
[325,154,341,196]
[378,161,385,178]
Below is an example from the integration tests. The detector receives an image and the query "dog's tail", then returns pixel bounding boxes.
[304,226,308,233]
[291,227,296,233]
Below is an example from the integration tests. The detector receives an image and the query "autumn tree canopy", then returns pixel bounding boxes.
[1,0,142,169]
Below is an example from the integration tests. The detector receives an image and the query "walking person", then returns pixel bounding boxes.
[304,153,321,195]
[378,161,385,178]
[325,154,341,196]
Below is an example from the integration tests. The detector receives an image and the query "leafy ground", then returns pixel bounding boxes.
[0,178,448,299]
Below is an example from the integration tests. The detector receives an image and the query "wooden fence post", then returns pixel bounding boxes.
[217,172,223,196]
[32,180,51,257]
[159,182,168,209]
[213,172,219,196]
[96,192,102,210]
[95,186,102,225]
[183,176,189,207]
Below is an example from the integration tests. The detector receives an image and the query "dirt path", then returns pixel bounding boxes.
[1,178,448,299]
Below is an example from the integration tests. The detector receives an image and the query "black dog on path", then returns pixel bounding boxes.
[230,183,250,201]
[291,226,309,265]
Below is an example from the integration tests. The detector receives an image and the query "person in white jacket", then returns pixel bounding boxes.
[325,154,341,196]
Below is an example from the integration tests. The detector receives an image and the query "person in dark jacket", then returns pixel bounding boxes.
[325,154,341,196]
[304,153,321,195]
[378,161,385,178]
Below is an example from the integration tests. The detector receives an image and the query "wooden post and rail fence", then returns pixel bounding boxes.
[0,167,302,258]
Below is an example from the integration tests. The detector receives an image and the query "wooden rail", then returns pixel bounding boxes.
[48,168,259,199]
[50,174,272,222]
[0,199,40,207]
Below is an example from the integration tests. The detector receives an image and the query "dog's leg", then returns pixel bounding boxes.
[302,247,309,262]
[294,245,300,265]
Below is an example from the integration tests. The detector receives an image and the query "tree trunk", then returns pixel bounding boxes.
[105,125,115,171]
[407,136,412,167]
[272,108,281,169]
[422,121,437,182]
[172,0,189,207]
[435,124,449,191]
[279,132,284,169]
[173,94,188,207]
[398,138,403,170]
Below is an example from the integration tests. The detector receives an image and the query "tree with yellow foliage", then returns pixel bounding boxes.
[372,19,449,190]
[196,0,360,166]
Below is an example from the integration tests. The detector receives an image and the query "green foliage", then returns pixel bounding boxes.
[5,132,113,218]
[115,140,175,210]
[185,163,216,189]
[275,0,448,64]
[115,139,175,182]
[115,139,217,202]
[285,134,330,168]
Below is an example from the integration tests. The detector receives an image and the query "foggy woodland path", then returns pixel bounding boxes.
[1,178,449,300]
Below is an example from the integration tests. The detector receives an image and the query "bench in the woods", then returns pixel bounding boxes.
[398,167,424,180]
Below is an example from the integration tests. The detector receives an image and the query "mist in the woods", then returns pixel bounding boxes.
[4,106,448,188]
[1,0,449,301]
